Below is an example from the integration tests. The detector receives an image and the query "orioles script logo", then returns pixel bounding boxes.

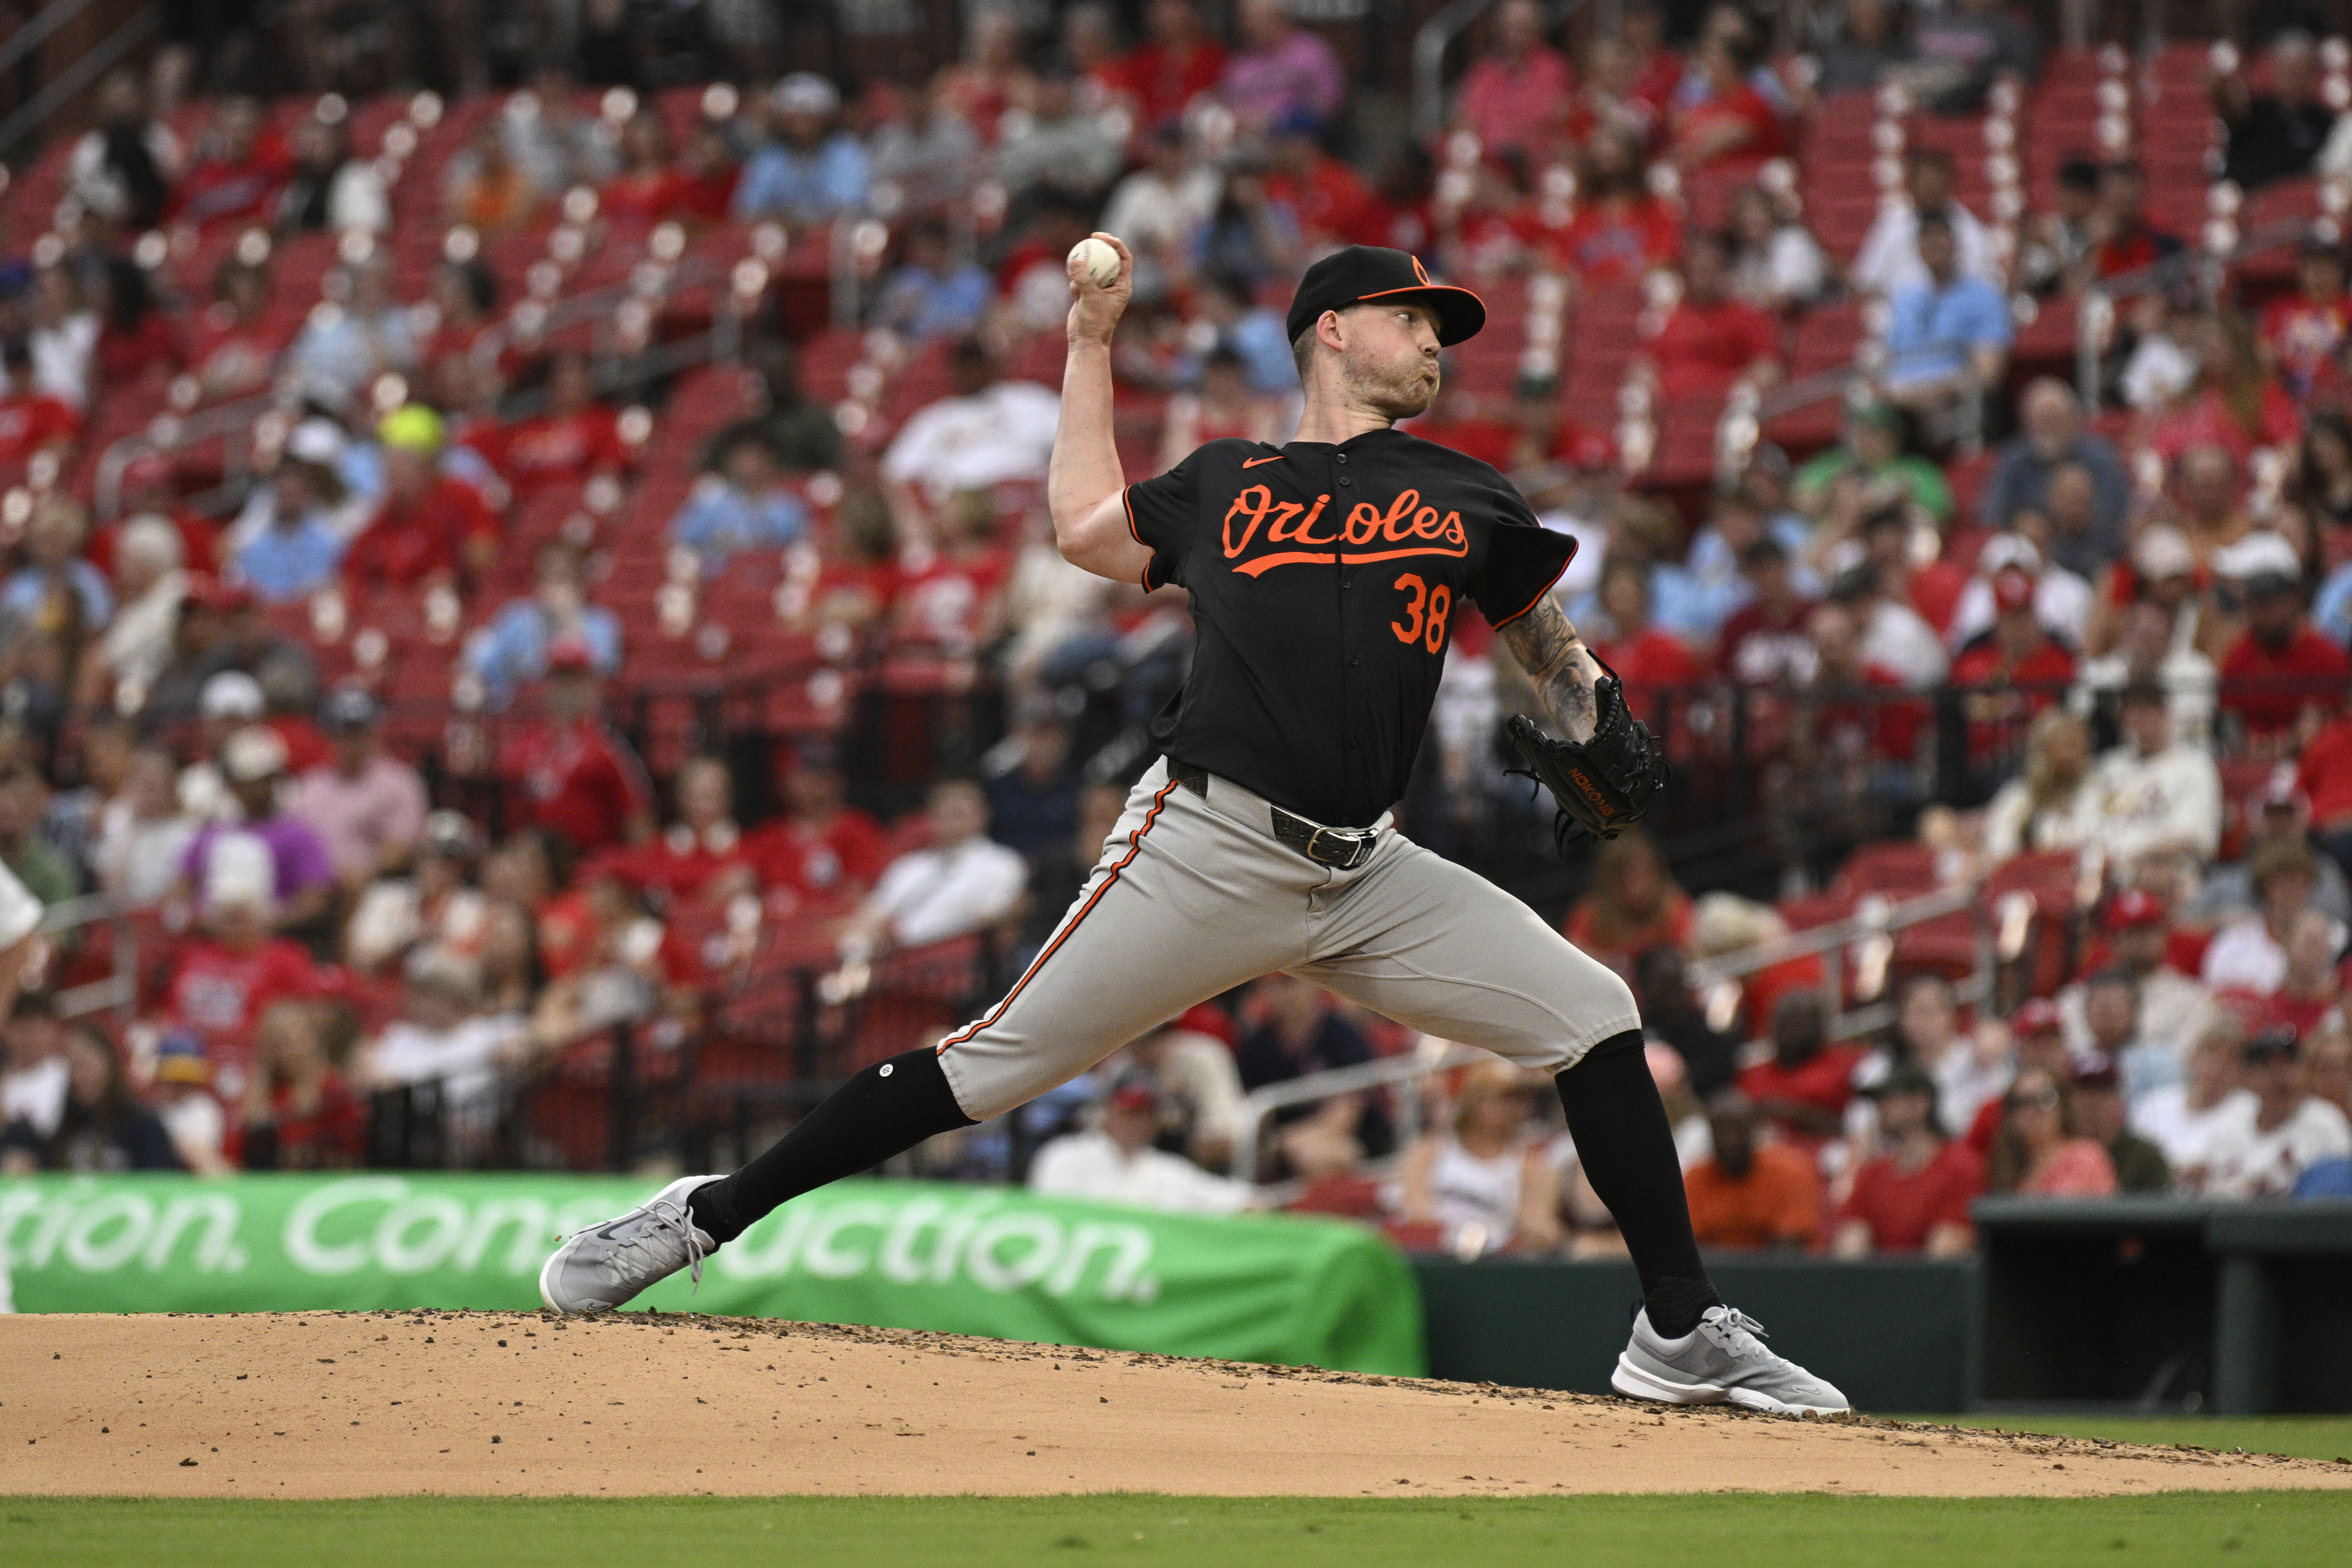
[1220,484,1468,578]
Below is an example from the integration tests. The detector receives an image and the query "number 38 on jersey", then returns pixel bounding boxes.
[1390,572,1451,654]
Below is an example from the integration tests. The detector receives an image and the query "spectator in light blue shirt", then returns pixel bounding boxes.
[732,74,869,222]
[2316,554,2352,649]
[467,540,624,707]
[4,495,114,629]
[229,459,348,604]
[1564,498,1708,642]
[1188,271,1298,395]
[669,433,810,576]
[872,219,995,341]
[1685,488,1822,635]
[1885,211,2013,400]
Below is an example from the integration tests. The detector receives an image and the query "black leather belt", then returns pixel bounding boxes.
[1167,759,1378,870]
[1270,807,1379,870]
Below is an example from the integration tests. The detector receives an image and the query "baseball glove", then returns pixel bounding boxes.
[1505,657,1669,850]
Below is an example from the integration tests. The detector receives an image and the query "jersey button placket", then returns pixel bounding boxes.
[1330,453,1359,790]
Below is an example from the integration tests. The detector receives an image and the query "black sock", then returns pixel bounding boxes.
[688,1048,978,1245]
[1556,1028,1721,1338]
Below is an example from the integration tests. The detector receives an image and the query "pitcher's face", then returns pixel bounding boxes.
[1335,303,1441,421]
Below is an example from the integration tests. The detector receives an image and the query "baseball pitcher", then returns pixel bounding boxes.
[542,236,1846,1414]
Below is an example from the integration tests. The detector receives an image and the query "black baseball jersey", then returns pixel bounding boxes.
[1123,429,1577,827]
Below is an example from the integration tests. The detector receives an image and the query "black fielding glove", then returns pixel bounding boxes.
[1505,660,1669,848]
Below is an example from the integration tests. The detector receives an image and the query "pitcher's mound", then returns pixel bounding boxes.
[5,1311,2345,1498]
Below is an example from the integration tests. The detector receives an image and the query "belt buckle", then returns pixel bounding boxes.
[1307,824,1372,870]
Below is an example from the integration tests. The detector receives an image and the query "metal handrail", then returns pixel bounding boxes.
[1684,881,1981,986]
[1684,879,1997,1044]
[1229,1040,1490,1182]
[93,387,277,520]
[0,0,109,81]
[32,892,139,1021]
[467,252,729,374]
[0,2,162,161]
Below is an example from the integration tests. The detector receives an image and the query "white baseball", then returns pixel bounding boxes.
[1068,235,1122,289]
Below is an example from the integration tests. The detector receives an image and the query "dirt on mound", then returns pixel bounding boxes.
[5,1311,2347,1499]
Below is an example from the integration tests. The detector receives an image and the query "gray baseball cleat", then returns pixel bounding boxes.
[539,1175,722,1314]
[1611,1305,1851,1414]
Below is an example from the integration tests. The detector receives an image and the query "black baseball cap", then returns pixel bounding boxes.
[1284,246,1486,348]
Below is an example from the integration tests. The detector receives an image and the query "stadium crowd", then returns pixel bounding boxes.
[0,1,2348,1261]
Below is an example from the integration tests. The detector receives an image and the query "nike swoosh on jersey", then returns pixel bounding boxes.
[1240,454,1286,467]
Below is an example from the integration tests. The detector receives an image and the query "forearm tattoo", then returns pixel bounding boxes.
[1500,595,1600,743]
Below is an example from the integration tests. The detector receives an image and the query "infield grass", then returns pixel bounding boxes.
[1,1493,2344,1568]
[1916,1415,2352,1463]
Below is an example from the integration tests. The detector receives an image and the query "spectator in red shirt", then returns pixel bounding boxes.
[493,639,657,857]
[1797,599,1927,765]
[237,997,363,1170]
[1562,824,1693,977]
[470,350,631,499]
[1986,1065,2119,1195]
[1451,0,1573,159]
[893,488,1015,653]
[1562,34,1661,150]
[1265,117,1383,249]
[1641,231,1781,402]
[1624,0,1685,114]
[0,371,80,480]
[1832,1066,1984,1255]
[1951,565,2079,770]
[1558,126,1682,287]
[1586,556,1706,756]
[1669,30,1786,175]
[2259,236,2348,398]
[419,257,501,407]
[92,255,180,391]
[2250,908,2348,1042]
[164,833,321,1098]
[1962,999,2079,1155]
[1738,990,1869,1154]
[601,113,691,230]
[614,755,757,908]
[2084,160,2186,283]
[748,744,890,905]
[343,404,503,592]
[2301,701,2352,880]
[173,95,290,231]
[187,255,293,403]
[2146,313,2302,470]
[1718,536,1818,685]
[675,120,740,221]
[1100,0,1227,133]
[2216,531,2352,749]
[1405,376,1523,470]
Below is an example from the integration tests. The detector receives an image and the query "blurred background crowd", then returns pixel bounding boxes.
[0,0,2345,1262]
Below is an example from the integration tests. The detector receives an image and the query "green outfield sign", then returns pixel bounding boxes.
[0,1174,1424,1375]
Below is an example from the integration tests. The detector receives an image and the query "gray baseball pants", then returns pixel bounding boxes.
[935,757,1641,1120]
